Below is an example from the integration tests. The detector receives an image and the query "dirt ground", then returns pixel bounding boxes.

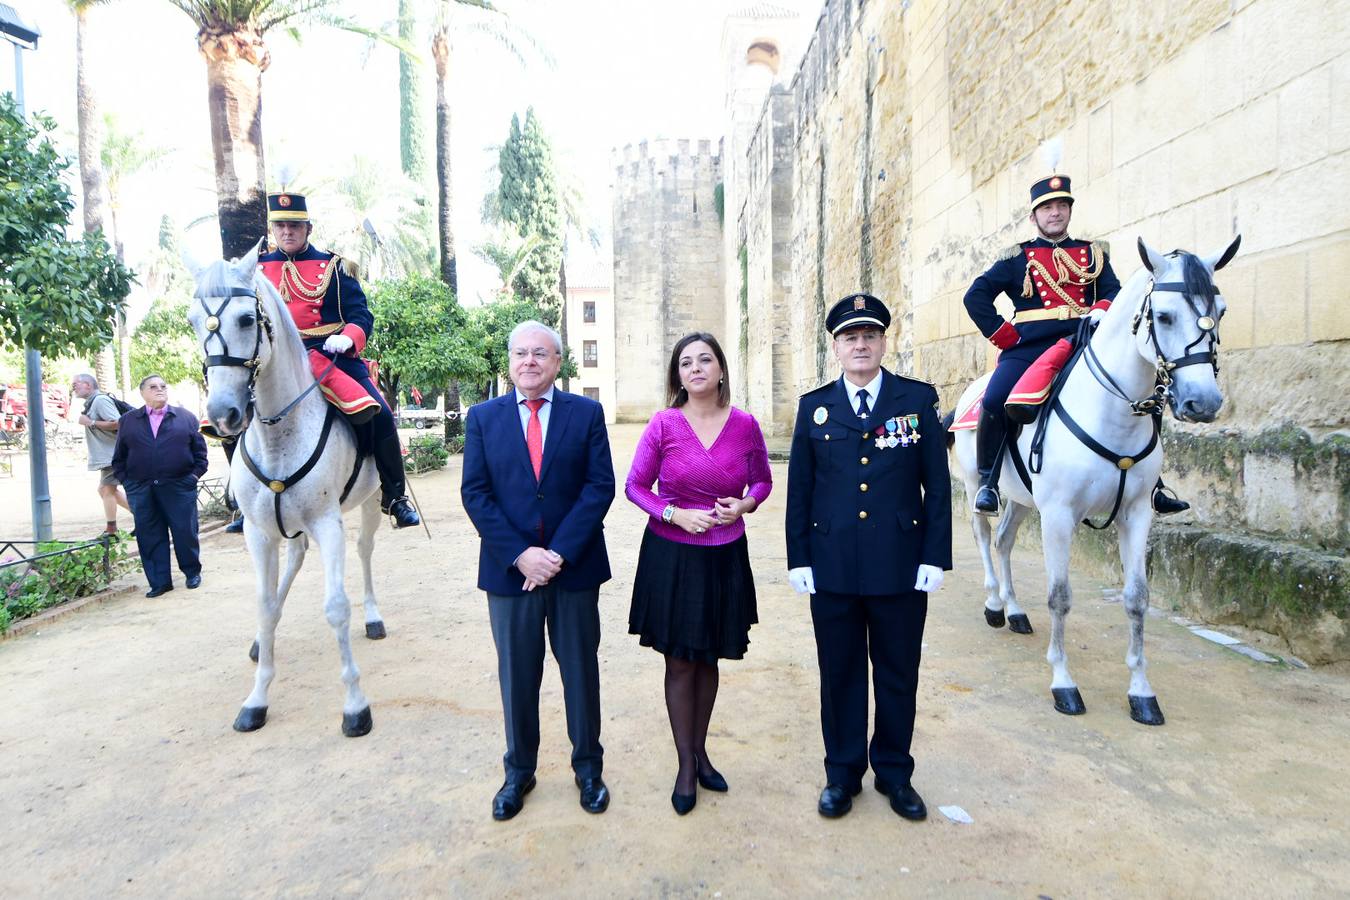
[2,425,1348,898]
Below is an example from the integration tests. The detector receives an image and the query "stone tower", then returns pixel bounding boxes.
[611,139,725,422]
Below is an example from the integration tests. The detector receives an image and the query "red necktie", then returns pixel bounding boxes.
[525,398,545,480]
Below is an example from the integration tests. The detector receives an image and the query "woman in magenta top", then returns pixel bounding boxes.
[626,332,772,815]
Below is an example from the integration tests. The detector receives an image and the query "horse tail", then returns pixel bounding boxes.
[941,410,956,450]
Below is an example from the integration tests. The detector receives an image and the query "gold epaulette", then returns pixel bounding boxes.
[1093,240,1110,258]
[339,256,361,280]
[996,244,1025,262]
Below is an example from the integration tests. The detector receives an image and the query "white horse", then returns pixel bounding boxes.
[951,236,1241,725]
[187,245,385,737]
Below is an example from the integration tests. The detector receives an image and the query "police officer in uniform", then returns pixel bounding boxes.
[962,174,1189,517]
[259,192,419,528]
[786,294,952,821]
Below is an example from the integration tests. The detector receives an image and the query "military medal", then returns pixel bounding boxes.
[906,413,921,444]
[813,406,828,425]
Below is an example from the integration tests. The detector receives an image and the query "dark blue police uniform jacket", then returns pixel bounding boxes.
[460,390,615,596]
[786,370,952,596]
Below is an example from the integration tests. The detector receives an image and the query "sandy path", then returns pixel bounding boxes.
[1,425,1347,898]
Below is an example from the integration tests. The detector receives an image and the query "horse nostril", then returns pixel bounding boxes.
[226,407,244,430]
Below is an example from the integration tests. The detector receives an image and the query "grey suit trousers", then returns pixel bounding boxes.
[487,585,604,782]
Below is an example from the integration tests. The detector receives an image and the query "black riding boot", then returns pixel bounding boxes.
[1148,410,1190,515]
[373,434,421,529]
[221,437,245,534]
[974,407,1006,516]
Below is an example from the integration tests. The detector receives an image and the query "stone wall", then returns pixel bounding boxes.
[611,139,725,422]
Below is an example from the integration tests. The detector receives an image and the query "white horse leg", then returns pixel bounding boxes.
[235,529,282,732]
[995,503,1034,634]
[1118,505,1164,725]
[357,496,385,640]
[1041,509,1086,715]
[249,535,307,663]
[972,507,1004,627]
[311,516,373,737]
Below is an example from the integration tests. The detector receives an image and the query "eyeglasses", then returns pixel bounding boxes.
[510,348,558,362]
[144,385,168,391]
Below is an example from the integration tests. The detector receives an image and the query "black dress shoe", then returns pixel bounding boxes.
[386,497,421,529]
[575,775,610,814]
[817,783,861,818]
[145,585,173,598]
[697,765,728,793]
[492,776,536,821]
[671,789,696,816]
[875,776,927,821]
[185,574,202,590]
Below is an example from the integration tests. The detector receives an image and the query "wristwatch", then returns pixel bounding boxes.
[662,504,676,524]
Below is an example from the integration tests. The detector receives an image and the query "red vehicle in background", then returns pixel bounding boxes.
[0,383,74,447]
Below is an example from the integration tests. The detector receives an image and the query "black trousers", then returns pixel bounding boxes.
[125,477,201,589]
[487,585,604,782]
[810,589,928,789]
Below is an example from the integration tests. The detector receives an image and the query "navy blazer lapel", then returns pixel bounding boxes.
[870,369,907,427]
[495,393,533,477]
[824,378,868,433]
[538,391,573,483]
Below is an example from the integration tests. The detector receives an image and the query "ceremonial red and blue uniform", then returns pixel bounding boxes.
[258,244,385,422]
[963,236,1120,414]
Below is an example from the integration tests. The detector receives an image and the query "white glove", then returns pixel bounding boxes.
[787,567,816,595]
[1087,308,1106,325]
[914,564,944,593]
[323,333,355,354]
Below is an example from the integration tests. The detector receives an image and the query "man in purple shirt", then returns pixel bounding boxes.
[112,374,209,598]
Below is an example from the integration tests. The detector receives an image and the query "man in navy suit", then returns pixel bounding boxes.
[461,320,616,821]
[786,294,953,822]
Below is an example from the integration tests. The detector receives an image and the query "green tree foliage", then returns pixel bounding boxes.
[366,274,483,439]
[131,298,201,389]
[398,0,427,183]
[0,96,132,360]
[495,108,563,325]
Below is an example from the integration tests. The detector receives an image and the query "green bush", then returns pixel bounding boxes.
[0,534,137,632]
[405,434,449,474]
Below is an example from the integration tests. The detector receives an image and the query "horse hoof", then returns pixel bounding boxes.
[1128,695,1165,726]
[1008,614,1034,634]
[248,640,259,662]
[984,607,1006,628]
[365,621,386,640]
[233,705,268,732]
[1052,687,1087,716]
[342,707,373,737]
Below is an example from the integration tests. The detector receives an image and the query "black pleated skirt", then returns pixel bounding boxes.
[628,528,758,663]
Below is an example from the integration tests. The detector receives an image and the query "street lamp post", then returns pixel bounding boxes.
[1,4,50,540]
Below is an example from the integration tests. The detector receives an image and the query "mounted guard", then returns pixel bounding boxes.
[960,165,1189,518]
[259,191,419,528]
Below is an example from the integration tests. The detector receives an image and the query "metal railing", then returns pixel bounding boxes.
[1,534,136,631]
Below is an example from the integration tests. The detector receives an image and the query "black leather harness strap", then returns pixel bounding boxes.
[1049,397,1159,530]
[240,405,338,539]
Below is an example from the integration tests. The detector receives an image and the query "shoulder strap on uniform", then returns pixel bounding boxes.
[338,256,361,280]
[996,243,1025,262]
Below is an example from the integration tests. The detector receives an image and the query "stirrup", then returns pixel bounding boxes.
[384,496,421,528]
[974,484,1001,517]
[1151,485,1190,516]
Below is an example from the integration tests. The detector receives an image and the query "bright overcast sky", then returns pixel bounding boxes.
[7,0,820,309]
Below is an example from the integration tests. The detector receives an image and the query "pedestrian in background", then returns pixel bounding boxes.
[625,332,772,815]
[70,373,129,535]
[112,375,208,598]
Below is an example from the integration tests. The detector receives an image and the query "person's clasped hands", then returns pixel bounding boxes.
[517,546,563,591]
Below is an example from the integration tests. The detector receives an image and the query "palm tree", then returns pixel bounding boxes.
[428,0,546,295]
[322,155,435,281]
[101,113,172,395]
[69,0,113,386]
[167,1,403,259]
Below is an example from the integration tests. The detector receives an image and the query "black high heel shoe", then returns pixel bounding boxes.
[696,764,728,793]
[671,789,697,815]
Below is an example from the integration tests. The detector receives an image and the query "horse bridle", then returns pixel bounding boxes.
[1080,256,1221,417]
[196,286,332,427]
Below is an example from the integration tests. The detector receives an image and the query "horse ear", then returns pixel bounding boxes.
[181,246,207,280]
[1203,234,1242,272]
[1137,238,1168,274]
[233,239,264,279]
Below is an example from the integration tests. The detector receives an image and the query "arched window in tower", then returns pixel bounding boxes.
[745,39,780,75]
